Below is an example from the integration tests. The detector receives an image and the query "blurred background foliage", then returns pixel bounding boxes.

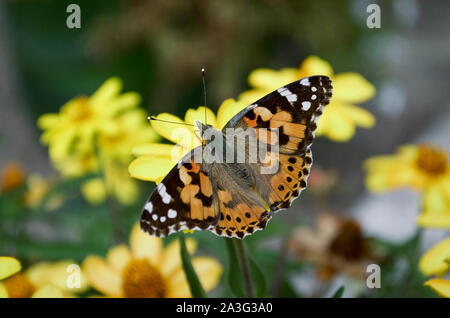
[0,0,449,298]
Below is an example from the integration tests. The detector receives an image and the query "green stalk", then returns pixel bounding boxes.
[232,238,254,298]
[179,233,207,298]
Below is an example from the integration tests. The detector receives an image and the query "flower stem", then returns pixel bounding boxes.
[179,233,207,298]
[232,238,254,298]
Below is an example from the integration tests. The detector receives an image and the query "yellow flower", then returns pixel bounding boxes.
[39,77,158,175]
[38,77,159,205]
[82,223,223,297]
[240,56,376,142]
[419,237,450,298]
[364,144,450,228]
[0,258,86,298]
[129,99,247,183]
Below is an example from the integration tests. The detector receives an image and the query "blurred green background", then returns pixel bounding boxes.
[0,0,449,298]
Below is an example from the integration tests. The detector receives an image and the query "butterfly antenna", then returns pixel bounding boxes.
[202,67,207,125]
[148,116,195,127]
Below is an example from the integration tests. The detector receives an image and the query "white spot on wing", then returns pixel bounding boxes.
[311,86,317,92]
[152,214,158,221]
[300,78,310,86]
[311,94,317,100]
[287,94,297,102]
[302,101,311,111]
[168,209,177,218]
[160,216,166,223]
[145,202,153,213]
[157,183,172,204]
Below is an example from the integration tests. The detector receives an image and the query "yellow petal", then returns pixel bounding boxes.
[0,257,21,280]
[184,107,217,128]
[365,164,423,193]
[159,239,197,277]
[297,56,334,78]
[419,237,450,276]
[131,143,183,157]
[166,256,222,298]
[333,73,376,103]
[81,178,107,205]
[150,113,195,149]
[316,106,355,142]
[424,278,450,298]
[216,98,248,129]
[248,68,298,90]
[107,245,132,274]
[335,102,376,128]
[37,113,59,130]
[128,155,179,182]
[107,92,141,114]
[26,260,89,293]
[417,213,450,229]
[238,89,268,106]
[0,283,8,298]
[129,223,162,266]
[423,182,449,214]
[90,77,122,104]
[82,256,123,297]
[32,284,64,298]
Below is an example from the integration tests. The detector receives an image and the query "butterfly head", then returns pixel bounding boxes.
[194,120,215,144]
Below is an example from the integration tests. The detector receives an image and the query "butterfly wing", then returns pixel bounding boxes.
[223,75,332,212]
[209,163,270,239]
[140,148,219,237]
[140,75,332,239]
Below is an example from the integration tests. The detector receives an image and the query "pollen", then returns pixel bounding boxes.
[122,259,167,298]
[416,145,448,177]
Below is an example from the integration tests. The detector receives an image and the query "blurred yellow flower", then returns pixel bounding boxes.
[82,223,222,297]
[419,237,450,298]
[129,99,247,183]
[364,144,450,228]
[23,174,64,211]
[0,259,86,298]
[240,56,376,141]
[0,257,21,280]
[38,77,159,205]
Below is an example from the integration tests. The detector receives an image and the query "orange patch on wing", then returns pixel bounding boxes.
[180,184,199,204]
[218,190,232,204]
[199,172,213,197]
[179,166,192,185]
[255,128,278,145]
[271,110,292,122]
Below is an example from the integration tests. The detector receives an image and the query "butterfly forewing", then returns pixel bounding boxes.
[140,150,219,237]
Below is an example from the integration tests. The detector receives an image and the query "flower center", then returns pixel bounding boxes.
[122,259,167,298]
[416,145,448,176]
[3,273,35,298]
[65,96,93,123]
[329,220,367,261]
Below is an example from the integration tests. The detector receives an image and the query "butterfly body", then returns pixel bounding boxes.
[141,75,332,239]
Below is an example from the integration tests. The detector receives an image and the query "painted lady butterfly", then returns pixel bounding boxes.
[141,76,332,239]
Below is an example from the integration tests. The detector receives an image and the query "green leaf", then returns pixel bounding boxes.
[225,238,246,297]
[224,238,267,298]
[248,256,267,298]
[179,233,207,298]
[331,286,345,298]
